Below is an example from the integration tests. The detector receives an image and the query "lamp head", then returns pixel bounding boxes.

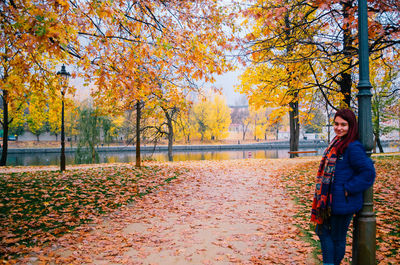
[57,65,70,91]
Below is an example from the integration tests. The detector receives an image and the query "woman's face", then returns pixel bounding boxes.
[334,116,349,137]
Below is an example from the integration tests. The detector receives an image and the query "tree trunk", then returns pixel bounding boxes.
[339,2,353,107]
[167,128,173,162]
[376,136,384,153]
[284,10,300,158]
[0,90,9,166]
[36,134,40,142]
[289,99,300,158]
[340,72,352,107]
[136,101,141,168]
[166,111,174,162]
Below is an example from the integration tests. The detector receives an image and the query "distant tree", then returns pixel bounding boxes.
[231,107,250,141]
[75,105,101,164]
[65,103,79,146]
[265,108,287,140]
[248,106,268,140]
[304,108,326,134]
[209,95,231,141]
[9,123,24,141]
[27,93,47,142]
[47,87,62,141]
[193,98,212,141]
[371,63,400,153]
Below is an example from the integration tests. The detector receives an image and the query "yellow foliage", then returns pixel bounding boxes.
[248,106,268,140]
[209,95,232,140]
[191,94,231,141]
[110,115,126,137]
[27,92,48,136]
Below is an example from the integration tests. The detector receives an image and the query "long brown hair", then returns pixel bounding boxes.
[334,109,359,155]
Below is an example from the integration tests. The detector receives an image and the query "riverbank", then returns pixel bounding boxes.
[5,140,329,154]
[5,139,399,154]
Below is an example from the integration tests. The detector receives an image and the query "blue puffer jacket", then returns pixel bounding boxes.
[331,140,376,215]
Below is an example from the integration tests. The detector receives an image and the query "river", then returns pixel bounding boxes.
[6,145,399,166]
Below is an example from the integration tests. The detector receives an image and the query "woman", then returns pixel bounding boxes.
[311,109,375,265]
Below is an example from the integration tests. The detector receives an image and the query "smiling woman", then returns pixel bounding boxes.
[333,116,349,138]
[311,109,376,265]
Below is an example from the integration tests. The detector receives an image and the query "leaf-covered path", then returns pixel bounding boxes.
[21,159,317,265]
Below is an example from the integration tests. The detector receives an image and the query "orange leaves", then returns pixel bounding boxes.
[0,164,184,261]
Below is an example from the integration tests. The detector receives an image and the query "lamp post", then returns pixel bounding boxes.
[57,65,70,172]
[353,0,376,263]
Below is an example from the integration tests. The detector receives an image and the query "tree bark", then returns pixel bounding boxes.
[165,110,174,162]
[339,1,354,107]
[136,101,141,168]
[340,72,352,107]
[289,98,300,158]
[0,90,9,166]
[167,123,173,162]
[375,134,384,153]
[284,9,300,158]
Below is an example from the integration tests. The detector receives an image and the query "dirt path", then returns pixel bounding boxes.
[21,159,317,265]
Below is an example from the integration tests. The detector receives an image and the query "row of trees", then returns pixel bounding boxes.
[1,0,238,166]
[1,0,399,165]
[11,94,292,162]
[237,0,400,157]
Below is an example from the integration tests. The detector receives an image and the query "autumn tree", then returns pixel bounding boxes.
[370,61,400,153]
[192,98,212,142]
[0,0,79,165]
[26,89,48,142]
[264,108,287,140]
[231,106,250,141]
[209,94,232,141]
[174,108,198,144]
[248,106,268,140]
[303,108,326,134]
[65,1,235,166]
[239,0,399,156]
[238,0,317,155]
[75,103,102,164]
[65,102,79,146]
[47,84,77,142]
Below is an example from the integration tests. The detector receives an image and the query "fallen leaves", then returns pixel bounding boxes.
[275,156,400,265]
[4,157,396,264]
[0,163,184,260]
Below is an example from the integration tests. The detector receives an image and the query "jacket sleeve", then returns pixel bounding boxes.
[344,142,376,194]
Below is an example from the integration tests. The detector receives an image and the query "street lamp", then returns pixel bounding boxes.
[57,65,70,172]
[353,0,376,263]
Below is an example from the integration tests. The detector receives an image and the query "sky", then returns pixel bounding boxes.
[72,68,244,106]
[210,69,244,106]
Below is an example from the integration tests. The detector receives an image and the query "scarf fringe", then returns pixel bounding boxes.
[311,137,340,224]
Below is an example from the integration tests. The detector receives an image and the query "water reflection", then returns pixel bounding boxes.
[8,145,399,166]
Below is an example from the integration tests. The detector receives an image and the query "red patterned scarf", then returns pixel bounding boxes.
[311,136,341,224]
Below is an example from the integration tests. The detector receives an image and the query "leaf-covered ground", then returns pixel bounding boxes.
[0,164,183,261]
[275,156,400,265]
[1,157,399,264]
[1,159,317,264]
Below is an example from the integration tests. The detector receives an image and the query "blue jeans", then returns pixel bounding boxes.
[316,213,353,265]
